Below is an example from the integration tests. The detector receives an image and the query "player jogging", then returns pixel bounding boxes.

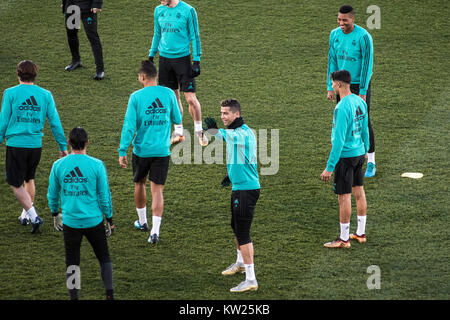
[327,5,376,177]
[204,99,260,293]
[118,60,182,244]
[47,127,114,300]
[148,0,208,147]
[0,60,68,233]
[321,70,369,248]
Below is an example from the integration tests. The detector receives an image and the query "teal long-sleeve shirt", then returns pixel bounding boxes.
[327,24,374,95]
[47,154,113,229]
[215,124,260,191]
[118,85,182,158]
[0,84,67,150]
[326,94,370,172]
[149,0,202,61]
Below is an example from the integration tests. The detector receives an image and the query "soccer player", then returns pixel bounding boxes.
[321,70,369,248]
[62,0,105,80]
[118,60,182,244]
[0,60,68,233]
[148,0,208,147]
[48,127,114,300]
[327,5,376,177]
[203,99,260,293]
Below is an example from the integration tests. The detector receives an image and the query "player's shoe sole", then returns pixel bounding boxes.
[323,238,351,248]
[349,233,366,243]
[230,280,258,293]
[221,263,245,276]
[171,134,185,145]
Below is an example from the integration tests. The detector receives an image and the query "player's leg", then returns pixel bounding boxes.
[132,154,149,231]
[365,84,376,177]
[64,12,82,71]
[81,11,104,79]
[350,155,368,243]
[85,223,114,300]
[183,91,208,146]
[63,224,83,300]
[172,89,185,143]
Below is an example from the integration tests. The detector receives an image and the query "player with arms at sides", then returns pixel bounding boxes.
[0,60,67,233]
[204,99,261,293]
[47,127,114,300]
[321,70,369,248]
[327,5,376,177]
[148,0,208,147]
[118,60,182,244]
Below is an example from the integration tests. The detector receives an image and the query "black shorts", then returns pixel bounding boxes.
[132,154,170,185]
[5,146,42,188]
[333,155,365,195]
[158,55,196,92]
[230,189,260,246]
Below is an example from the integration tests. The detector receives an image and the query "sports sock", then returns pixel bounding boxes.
[20,208,28,220]
[136,207,147,225]
[151,216,162,236]
[244,264,256,281]
[174,124,184,135]
[368,152,375,164]
[194,121,203,132]
[340,222,350,241]
[236,249,244,265]
[26,206,38,223]
[356,215,367,236]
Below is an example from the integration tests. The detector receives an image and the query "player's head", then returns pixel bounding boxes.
[17,60,38,83]
[337,5,355,33]
[138,60,157,83]
[220,99,241,126]
[69,127,89,151]
[159,0,178,7]
[330,70,351,94]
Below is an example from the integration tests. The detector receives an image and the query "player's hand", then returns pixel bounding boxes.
[149,56,154,63]
[59,150,68,158]
[221,175,231,188]
[359,94,366,102]
[321,169,333,182]
[52,213,63,231]
[105,218,114,237]
[91,8,101,13]
[204,117,218,135]
[327,90,334,101]
[119,156,128,168]
[191,61,200,77]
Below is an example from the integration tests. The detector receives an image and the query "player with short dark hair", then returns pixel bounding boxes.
[149,0,208,147]
[321,70,370,248]
[204,98,261,293]
[118,60,182,244]
[327,5,376,177]
[48,127,114,300]
[0,60,68,233]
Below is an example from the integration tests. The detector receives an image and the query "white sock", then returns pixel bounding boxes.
[26,206,38,223]
[136,207,147,225]
[151,216,162,236]
[356,215,367,236]
[20,208,28,220]
[174,124,184,135]
[340,222,350,241]
[244,264,256,281]
[194,121,203,132]
[236,250,243,265]
[368,152,375,164]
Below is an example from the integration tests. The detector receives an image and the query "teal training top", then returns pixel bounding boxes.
[0,84,67,150]
[149,0,202,61]
[118,85,182,158]
[47,154,113,229]
[216,124,260,191]
[327,24,374,95]
[326,94,370,172]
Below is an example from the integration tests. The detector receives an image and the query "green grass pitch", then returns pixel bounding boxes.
[0,0,448,300]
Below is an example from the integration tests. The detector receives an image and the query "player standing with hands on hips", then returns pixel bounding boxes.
[148,0,208,147]
[327,5,376,177]
[47,127,114,300]
[321,70,369,248]
[204,99,261,293]
[0,60,68,233]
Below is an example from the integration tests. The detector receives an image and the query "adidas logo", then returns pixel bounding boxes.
[145,98,166,115]
[355,106,365,121]
[19,96,40,111]
[63,167,87,183]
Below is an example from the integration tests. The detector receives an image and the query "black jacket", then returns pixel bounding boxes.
[62,0,103,13]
